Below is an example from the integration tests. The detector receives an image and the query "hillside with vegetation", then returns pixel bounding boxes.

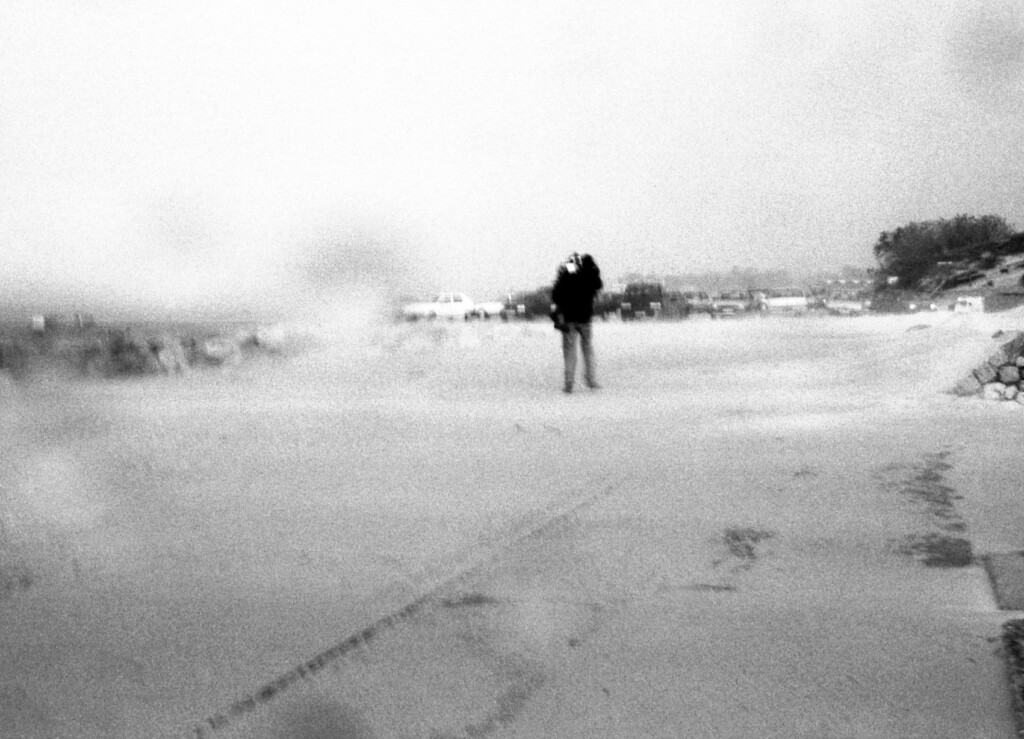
[870,214,1024,312]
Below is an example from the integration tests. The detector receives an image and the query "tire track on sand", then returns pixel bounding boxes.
[192,480,616,737]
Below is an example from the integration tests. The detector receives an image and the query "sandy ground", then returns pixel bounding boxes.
[2,309,1024,737]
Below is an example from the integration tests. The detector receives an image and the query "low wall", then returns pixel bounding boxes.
[0,325,283,380]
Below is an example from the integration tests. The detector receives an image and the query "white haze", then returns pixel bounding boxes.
[0,0,1023,319]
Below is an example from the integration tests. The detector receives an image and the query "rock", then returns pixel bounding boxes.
[983,382,1008,401]
[1002,332,1024,356]
[1006,385,1020,401]
[1017,392,1024,406]
[999,365,1022,385]
[254,323,324,356]
[155,338,189,374]
[198,337,241,366]
[989,347,1014,368]
[1016,356,1024,368]
[109,332,160,375]
[236,331,261,353]
[974,363,999,384]
[954,375,983,396]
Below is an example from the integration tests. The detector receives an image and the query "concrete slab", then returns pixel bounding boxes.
[984,553,1024,610]
[201,495,1017,739]
[4,316,1024,737]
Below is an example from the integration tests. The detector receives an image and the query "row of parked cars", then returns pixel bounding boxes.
[615,283,824,319]
[399,285,871,322]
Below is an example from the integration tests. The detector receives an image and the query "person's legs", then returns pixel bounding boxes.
[579,322,598,388]
[562,324,578,391]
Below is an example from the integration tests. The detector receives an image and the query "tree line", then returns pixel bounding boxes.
[873,214,1020,289]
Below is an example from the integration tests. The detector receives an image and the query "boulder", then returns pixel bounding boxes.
[989,347,1014,368]
[1017,392,1024,406]
[108,332,161,375]
[197,337,241,366]
[983,382,1008,401]
[155,338,189,374]
[1006,385,1020,401]
[954,375,983,397]
[999,365,1022,385]
[974,363,999,384]
[1002,332,1024,356]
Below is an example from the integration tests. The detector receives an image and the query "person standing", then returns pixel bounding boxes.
[551,252,603,393]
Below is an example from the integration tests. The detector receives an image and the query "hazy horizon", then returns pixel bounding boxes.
[1,0,1021,320]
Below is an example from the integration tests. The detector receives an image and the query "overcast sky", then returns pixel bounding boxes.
[1,0,1022,318]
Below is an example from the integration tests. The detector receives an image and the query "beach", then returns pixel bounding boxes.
[1,309,1022,737]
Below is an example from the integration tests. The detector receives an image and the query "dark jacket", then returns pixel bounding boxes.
[552,254,603,324]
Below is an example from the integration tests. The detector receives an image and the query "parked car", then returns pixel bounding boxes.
[823,289,871,316]
[595,291,623,319]
[753,287,810,314]
[953,295,984,313]
[659,290,690,319]
[681,290,714,316]
[620,282,664,320]
[473,300,505,319]
[710,291,752,317]
[620,283,689,320]
[503,287,553,320]
[823,297,869,316]
[401,292,477,321]
[867,291,934,314]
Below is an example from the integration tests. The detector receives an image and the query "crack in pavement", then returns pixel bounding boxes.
[192,481,617,737]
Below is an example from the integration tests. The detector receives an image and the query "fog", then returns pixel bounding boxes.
[2,0,1023,317]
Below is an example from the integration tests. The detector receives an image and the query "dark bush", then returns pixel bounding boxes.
[108,332,155,375]
[874,215,1015,289]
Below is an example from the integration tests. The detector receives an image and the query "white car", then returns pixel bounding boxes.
[401,292,477,321]
[823,291,871,316]
[754,287,810,314]
[474,300,506,319]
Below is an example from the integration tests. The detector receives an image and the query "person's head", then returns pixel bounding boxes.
[563,252,581,274]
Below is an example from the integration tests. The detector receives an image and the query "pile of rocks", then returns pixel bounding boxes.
[0,324,298,380]
[954,331,1024,403]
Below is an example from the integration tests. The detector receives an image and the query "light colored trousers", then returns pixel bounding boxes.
[562,322,596,388]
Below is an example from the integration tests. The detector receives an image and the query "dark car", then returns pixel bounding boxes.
[620,283,689,320]
[710,291,752,317]
[868,291,932,314]
[595,291,623,320]
[681,290,714,316]
[503,287,553,320]
[620,282,662,320]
